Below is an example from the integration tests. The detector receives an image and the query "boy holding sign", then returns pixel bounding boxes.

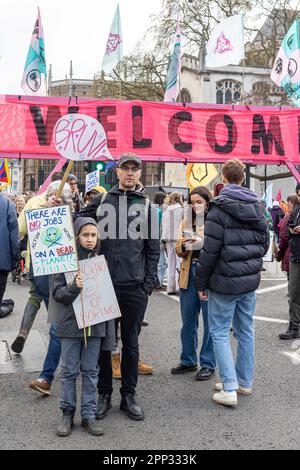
[52,218,116,437]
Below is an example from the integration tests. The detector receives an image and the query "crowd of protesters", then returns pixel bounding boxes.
[1,155,300,436]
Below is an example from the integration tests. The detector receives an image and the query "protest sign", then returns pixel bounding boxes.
[65,256,121,329]
[26,205,78,276]
[86,170,100,193]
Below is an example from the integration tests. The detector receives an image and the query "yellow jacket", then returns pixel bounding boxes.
[175,219,204,290]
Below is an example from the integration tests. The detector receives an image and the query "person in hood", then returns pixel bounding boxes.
[53,217,116,437]
[195,159,269,408]
[268,200,284,242]
[78,153,160,422]
[161,192,185,295]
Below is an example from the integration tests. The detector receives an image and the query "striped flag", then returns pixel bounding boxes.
[271,19,300,103]
[164,21,181,102]
[21,8,47,95]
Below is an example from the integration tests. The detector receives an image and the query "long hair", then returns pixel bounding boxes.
[165,192,184,207]
[189,186,213,224]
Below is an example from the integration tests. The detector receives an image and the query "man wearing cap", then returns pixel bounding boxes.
[78,153,160,421]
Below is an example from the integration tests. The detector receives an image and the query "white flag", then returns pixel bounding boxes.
[102,5,123,74]
[21,8,47,95]
[164,21,181,102]
[206,14,244,68]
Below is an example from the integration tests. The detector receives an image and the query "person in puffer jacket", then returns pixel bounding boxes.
[52,217,116,438]
[195,159,269,408]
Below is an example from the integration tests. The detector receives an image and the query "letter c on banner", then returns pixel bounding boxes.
[206,114,237,154]
[168,111,193,153]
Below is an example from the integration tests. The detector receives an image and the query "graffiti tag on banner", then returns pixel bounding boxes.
[25,205,78,277]
[65,256,121,329]
[54,114,112,162]
[86,170,100,193]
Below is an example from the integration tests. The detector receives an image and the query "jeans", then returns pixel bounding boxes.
[157,248,168,286]
[98,286,148,397]
[0,271,8,305]
[179,264,215,369]
[60,337,101,419]
[208,290,256,391]
[40,323,61,384]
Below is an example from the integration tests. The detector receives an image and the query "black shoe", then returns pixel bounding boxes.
[142,320,149,326]
[167,292,178,296]
[81,419,105,436]
[96,394,112,420]
[279,322,300,340]
[120,395,144,421]
[56,414,74,437]
[11,336,26,354]
[196,368,215,381]
[171,363,198,375]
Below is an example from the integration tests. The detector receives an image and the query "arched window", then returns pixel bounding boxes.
[216,80,242,104]
[178,88,192,103]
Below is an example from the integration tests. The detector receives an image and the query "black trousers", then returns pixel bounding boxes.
[98,286,148,397]
[0,271,8,305]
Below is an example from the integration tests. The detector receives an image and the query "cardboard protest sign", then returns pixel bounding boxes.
[86,170,100,193]
[65,256,121,329]
[26,205,78,276]
[54,113,112,162]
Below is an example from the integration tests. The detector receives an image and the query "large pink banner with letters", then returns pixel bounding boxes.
[0,94,300,164]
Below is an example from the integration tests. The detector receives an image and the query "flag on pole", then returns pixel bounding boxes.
[270,19,300,103]
[262,184,273,210]
[102,5,123,74]
[164,20,181,103]
[205,14,244,68]
[186,163,218,190]
[21,8,47,95]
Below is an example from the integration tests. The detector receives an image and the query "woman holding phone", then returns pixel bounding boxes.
[171,187,216,380]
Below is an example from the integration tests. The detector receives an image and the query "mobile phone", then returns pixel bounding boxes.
[290,224,296,229]
[183,230,192,238]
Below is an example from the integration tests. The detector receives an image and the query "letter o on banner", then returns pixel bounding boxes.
[206,114,238,154]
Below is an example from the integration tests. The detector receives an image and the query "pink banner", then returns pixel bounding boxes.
[1,95,300,164]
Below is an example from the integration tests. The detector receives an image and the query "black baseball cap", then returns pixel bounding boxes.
[118,153,142,168]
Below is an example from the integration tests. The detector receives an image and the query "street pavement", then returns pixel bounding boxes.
[0,274,299,451]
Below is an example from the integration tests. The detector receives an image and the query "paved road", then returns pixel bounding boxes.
[0,275,299,450]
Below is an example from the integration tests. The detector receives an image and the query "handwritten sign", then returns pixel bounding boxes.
[25,205,78,277]
[54,113,112,161]
[65,256,121,329]
[86,170,100,193]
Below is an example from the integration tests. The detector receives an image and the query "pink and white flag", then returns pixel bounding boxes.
[205,15,244,68]
[102,4,123,74]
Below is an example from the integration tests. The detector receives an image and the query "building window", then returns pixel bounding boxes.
[216,80,242,104]
[178,89,192,103]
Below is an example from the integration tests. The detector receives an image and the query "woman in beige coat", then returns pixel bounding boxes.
[171,187,216,381]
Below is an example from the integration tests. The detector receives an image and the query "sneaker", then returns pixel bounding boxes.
[29,378,51,396]
[214,383,252,396]
[81,419,105,436]
[212,390,237,407]
[138,359,153,375]
[112,352,122,380]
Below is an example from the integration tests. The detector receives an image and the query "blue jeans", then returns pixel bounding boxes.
[208,290,256,391]
[157,248,168,286]
[179,264,216,369]
[40,323,61,384]
[60,337,102,419]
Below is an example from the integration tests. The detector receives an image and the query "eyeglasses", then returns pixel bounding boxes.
[120,166,141,173]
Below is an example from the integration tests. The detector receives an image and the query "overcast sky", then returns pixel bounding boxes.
[0,0,162,94]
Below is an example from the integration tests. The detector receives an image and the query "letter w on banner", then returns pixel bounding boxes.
[271,19,300,105]
[205,14,244,67]
[21,7,47,96]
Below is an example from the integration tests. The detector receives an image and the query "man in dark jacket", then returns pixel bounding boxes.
[0,192,19,317]
[195,159,268,408]
[279,198,300,339]
[78,153,160,421]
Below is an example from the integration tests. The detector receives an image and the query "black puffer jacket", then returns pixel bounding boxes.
[195,185,269,295]
[78,185,160,294]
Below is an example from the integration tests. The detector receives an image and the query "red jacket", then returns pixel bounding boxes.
[278,214,291,273]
